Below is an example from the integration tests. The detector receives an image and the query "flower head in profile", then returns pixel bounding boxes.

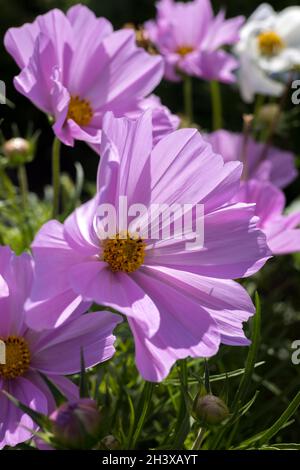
[4,5,164,146]
[235,4,300,102]
[0,246,121,449]
[206,129,297,189]
[233,180,300,256]
[27,111,270,382]
[145,0,244,83]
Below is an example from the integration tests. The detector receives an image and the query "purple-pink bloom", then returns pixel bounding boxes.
[27,111,270,382]
[0,246,121,449]
[145,0,244,83]
[206,130,297,189]
[4,5,164,147]
[90,94,180,154]
[233,180,300,255]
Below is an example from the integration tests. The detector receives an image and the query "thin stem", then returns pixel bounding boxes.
[253,94,265,119]
[180,358,188,390]
[204,358,211,394]
[258,74,294,165]
[128,381,154,449]
[241,114,254,181]
[52,136,61,219]
[17,165,29,210]
[0,168,15,199]
[183,75,193,124]
[192,427,205,450]
[172,359,190,448]
[210,80,223,131]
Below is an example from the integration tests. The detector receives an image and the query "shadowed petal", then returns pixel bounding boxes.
[31,311,121,374]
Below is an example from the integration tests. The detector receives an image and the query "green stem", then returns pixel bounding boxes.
[253,94,265,120]
[183,75,193,124]
[0,168,15,199]
[241,115,254,181]
[17,165,29,210]
[128,381,154,449]
[52,137,61,219]
[172,359,190,448]
[210,80,223,131]
[192,427,205,450]
[257,73,294,165]
[180,358,188,390]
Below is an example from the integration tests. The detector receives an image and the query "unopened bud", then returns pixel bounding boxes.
[3,137,30,158]
[193,394,229,425]
[257,104,280,126]
[2,137,31,166]
[102,435,120,450]
[50,399,102,449]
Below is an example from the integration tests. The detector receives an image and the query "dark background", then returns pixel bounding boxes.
[0,0,299,198]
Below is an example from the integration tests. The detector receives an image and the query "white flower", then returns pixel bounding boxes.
[235,3,300,103]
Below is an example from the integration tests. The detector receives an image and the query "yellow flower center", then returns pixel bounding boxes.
[176,45,194,57]
[258,31,285,57]
[67,96,93,127]
[102,232,146,273]
[0,336,31,380]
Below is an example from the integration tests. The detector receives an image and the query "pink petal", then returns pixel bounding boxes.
[100,110,153,207]
[25,290,86,331]
[0,375,49,449]
[149,127,242,208]
[32,311,121,374]
[31,220,83,300]
[85,29,163,110]
[146,203,270,279]
[69,262,160,336]
[141,265,254,346]
[64,196,101,256]
[128,267,220,382]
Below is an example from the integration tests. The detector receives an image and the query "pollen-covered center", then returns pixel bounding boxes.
[176,45,194,56]
[258,31,285,57]
[103,232,146,273]
[67,96,93,127]
[0,336,31,380]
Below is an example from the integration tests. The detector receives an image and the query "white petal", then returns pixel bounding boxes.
[238,54,284,103]
[276,7,300,47]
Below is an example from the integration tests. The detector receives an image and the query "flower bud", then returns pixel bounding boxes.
[193,394,229,425]
[2,137,31,166]
[50,399,102,449]
[102,435,120,450]
[257,104,280,126]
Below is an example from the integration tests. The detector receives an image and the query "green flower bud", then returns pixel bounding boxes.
[50,399,102,449]
[102,435,120,450]
[193,394,229,425]
[257,104,280,126]
[2,137,31,166]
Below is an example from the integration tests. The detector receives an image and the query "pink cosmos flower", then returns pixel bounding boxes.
[0,246,121,449]
[90,94,180,154]
[27,111,270,382]
[233,180,300,255]
[4,5,167,147]
[206,129,297,189]
[144,0,244,83]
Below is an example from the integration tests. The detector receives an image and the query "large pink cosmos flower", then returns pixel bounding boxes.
[27,111,270,382]
[206,130,297,189]
[4,5,170,147]
[233,180,300,255]
[0,246,121,449]
[144,0,244,83]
